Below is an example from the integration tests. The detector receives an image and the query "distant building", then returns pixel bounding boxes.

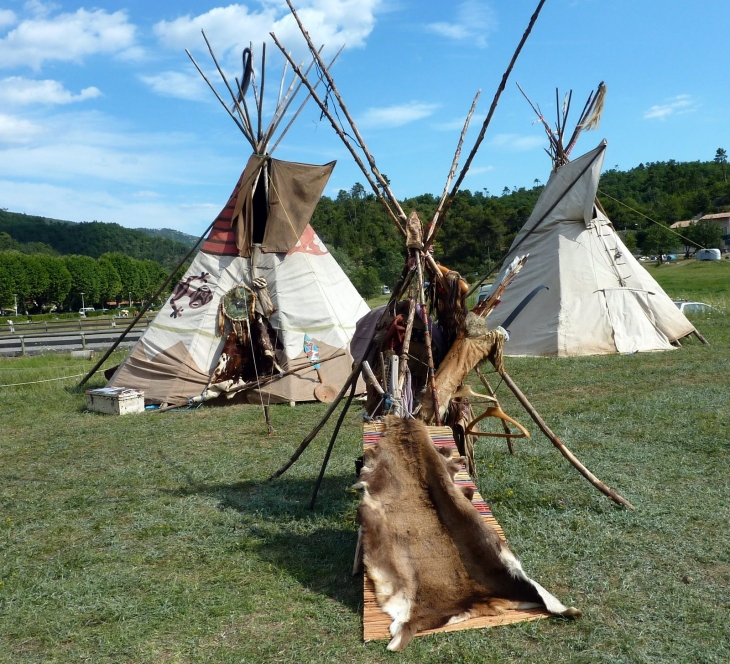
[671,212,730,249]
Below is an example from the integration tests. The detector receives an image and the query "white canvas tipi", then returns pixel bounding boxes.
[487,141,696,356]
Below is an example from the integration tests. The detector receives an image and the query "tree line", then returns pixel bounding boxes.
[1,152,727,305]
[0,248,168,315]
[311,153,729,296]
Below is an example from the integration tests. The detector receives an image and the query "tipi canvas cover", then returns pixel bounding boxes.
[108,156,369,405]
[487,141,696,356]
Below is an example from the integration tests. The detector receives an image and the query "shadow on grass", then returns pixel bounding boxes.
[164,470,362,613]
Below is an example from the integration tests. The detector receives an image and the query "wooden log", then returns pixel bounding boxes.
[397,295,416,393]
[496,368,635,509]
[416,253,441,425]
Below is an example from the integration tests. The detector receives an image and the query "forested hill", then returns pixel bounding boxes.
[0,210,190,269]
[309,156,730,294]
[137,227,199,247]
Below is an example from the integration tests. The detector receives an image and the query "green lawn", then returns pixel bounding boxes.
[0,270,728,663]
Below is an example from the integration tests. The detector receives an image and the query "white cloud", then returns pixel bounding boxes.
[464,165,494,176]
[0,76,101,106]
[154,1,379,54]
[0,8,137,70]
[144,2,381,103]
[138,71,209,101]
[643,94,698,121]
[490,133,544,152]
[0,9,17,29]
[432,113,486,131]
[359,102,439,128]
[0,109,244,231]
[0,113,45,143]
[23,1,58,19]
[426,1,497,48]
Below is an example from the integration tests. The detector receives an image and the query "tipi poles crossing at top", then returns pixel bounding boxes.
[466,143,607,298]
[424,0,549,246]
[188,34,339,156]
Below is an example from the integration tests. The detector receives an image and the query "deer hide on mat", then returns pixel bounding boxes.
[355,416,580,651]
[420,325,506,424]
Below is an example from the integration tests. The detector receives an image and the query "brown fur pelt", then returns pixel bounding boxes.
[448,397,477,477]
[355,416,581,651]
[420,325,505,424]
[435,269,467,346]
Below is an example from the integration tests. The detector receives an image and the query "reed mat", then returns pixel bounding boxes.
[361,422,549,642]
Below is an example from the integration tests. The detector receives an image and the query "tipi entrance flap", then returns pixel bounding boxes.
[263,159,336,253]
[602,289,673,353]
[556,228,617,356]
[229,156,336,257]
[231,154,268,258]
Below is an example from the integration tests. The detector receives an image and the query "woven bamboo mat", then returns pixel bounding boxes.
[361,422,550,642]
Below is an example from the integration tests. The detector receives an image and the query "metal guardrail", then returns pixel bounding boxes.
[0,318,152,357]
[0,315,153,337]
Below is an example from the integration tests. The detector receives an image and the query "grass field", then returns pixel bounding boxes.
[1,263,728,663]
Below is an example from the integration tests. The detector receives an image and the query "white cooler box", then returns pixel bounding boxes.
[86,387,145,415]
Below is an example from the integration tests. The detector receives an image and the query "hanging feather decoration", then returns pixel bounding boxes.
[580,82,607,131]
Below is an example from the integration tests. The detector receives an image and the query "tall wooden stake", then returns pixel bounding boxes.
[496,366,634,509]
[426,0,548,245]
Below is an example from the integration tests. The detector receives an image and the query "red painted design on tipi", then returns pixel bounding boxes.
[200,172,243,256]
[287,224,328,256]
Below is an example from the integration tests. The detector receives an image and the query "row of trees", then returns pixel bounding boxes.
[310,153,728,286]
[0,251,168,314]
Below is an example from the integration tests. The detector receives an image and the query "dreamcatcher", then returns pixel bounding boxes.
[218,284,257,344]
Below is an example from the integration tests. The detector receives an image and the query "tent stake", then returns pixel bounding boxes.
[309,373,359,509]
[496,367,635,509]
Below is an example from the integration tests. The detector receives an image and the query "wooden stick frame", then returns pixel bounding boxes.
[268,0,634,510]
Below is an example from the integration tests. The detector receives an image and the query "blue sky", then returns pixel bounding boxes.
[0,0,727,235]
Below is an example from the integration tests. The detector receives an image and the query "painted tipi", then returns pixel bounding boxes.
[107,41,369,406]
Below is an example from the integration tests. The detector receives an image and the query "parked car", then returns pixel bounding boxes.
[673,301,715,315]
[477,284,493,303]
[79,307,95,315]
[381,286,391,295]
